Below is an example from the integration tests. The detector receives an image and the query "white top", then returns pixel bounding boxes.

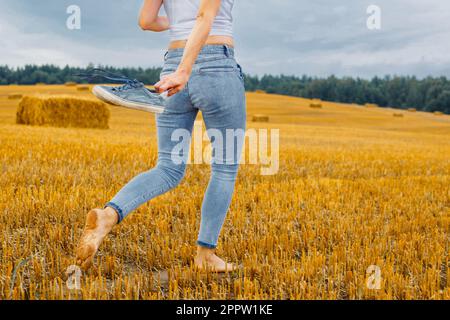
[163,0,234,41]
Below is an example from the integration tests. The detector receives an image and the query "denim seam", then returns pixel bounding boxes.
[199,67,236,74]
[186,79,193,103]
[196,240,217,249]
[167,56,230,64]
[120,183,171,219]
[166,45,234,59]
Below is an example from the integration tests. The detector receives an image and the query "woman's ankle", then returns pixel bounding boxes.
[196,246,215,259]
[103,207,119,225]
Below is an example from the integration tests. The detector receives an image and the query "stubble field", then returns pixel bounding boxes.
[0,84,449,299]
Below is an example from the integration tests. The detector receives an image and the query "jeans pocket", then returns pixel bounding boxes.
[160,68,176,80]
[199,65,236,73]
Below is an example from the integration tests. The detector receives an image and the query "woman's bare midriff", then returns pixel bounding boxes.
[168,35,234,49]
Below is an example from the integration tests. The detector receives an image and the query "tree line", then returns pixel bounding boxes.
[1,65,449,114]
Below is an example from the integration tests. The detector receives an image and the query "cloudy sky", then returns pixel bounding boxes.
[1,0,449,78]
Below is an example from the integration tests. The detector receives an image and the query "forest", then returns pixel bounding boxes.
[1,65,449,114]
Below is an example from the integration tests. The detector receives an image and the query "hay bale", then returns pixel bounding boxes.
[310,102,322,109]
[77,85,90,91]
[434,111,444,116]
[407,108,416,112]
[252,114,269,122]
[8,93,23,100]
[254,89,266,94]
[16,95,110,129]
[65,82,77,87]
[365,103,378,108]
[393,113,404,118]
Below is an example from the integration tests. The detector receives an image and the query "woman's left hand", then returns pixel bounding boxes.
[155,70,190,97]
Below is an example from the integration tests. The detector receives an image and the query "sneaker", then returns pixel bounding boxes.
[93,82,166,113]
[76,69,167,113]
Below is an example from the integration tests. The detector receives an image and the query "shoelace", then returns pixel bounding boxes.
[75,68,168,101]
[74,68,144,91]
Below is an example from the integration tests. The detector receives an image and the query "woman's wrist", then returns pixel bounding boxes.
[176,66,192,77]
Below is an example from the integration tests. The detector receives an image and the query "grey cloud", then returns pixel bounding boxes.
[1,0,449,78]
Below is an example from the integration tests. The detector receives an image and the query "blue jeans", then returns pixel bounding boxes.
[106,45,246,249]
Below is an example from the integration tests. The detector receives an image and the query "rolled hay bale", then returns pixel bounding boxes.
[16,95,110,129]
[407,108,416,112]
[310,102,323,109]
[434,111,444,116]
[393,113,404,118]
[77,85,90,91]
[365,103,378,108]
[65,81,77,87]
[254,89,266,94]
[252,114,269,122]
[8,93,23,100]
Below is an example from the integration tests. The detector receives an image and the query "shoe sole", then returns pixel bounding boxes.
[92,85,165,114]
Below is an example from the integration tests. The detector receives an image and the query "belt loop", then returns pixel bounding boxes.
[224,45,230,58]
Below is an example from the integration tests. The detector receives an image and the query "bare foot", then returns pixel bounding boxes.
[76,208,118,271]
[194,247,238,273]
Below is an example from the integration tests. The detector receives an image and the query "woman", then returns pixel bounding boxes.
[76,0,245,272]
